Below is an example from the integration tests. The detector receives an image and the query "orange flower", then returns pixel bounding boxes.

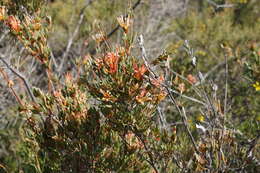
[117,15,132,33]
[133,63,147,80]
[100,89,117,102]
[187,74,197,85]
[151,75,164,88]
[7,16,20,32]
[136,89,151,104]
[104,52,119,74]
[155,91,167,102]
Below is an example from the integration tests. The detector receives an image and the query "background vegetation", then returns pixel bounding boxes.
[0,0,259,172]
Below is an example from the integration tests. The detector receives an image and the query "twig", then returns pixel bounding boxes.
[137,35,199,153]
[181,106,199,153]
[164,85,207,106]
[106,0,141,40]
[0,55,35,102]
[138,34,157,78]
[206,0,235,9]
[134,131,159,173]
[157,106,167,129]
[184,40,218,119]
[58,0,94,73]
[90,0,142,54]
[223,47,228,118]
[0,69,23,105]
[47,42,57,69]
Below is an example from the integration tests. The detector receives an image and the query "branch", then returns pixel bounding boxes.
[222,45,229,123]
[107,0,141,39]
[181,106,199,153]
[206,0,235,9]
[90,0,142,54]
[58,0,94,73]
[137,35,199,153]
[0,55,35,103]
[0,69,23,105]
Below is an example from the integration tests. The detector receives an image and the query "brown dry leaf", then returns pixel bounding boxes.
[198,142,207,153]
[117,15,132,33]
[65,73,73,85]
[136,89,152,104]
[92,31,106,44]
[7,80,14,87]
[173,75,179,85]
[155,91,167,102]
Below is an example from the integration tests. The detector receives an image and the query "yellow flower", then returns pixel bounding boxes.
[196,115,205,122]
[256,115,260,121]
[253,82,260,91]
[117,15,132,33]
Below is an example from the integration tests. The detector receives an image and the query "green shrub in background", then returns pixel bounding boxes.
[47,0,129,54]
[165,2,260,138]
[0,0,259,172]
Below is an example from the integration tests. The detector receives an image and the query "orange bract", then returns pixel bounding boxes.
[7,16,20,32]
[136,89,151,104]
[100,89,117,102]
[187,74,197,84]
[104,52,119,74]
[117,15,132,33]
[133,63,147,80]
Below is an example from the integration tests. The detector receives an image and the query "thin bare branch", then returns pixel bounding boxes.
[206,0,235,9]
[90,0,142,54]
[137,35,199,153]
[0,54,35,103]
[58,0,94,73]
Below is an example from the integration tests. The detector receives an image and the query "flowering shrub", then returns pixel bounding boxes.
[19,36,177,172]
[0,1,259,173]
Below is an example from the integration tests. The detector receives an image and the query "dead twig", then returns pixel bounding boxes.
[58,0,94,73]
[206,0,235,9]
[0,55,35,103]
[90,0,142,55]
[137,35,199,153]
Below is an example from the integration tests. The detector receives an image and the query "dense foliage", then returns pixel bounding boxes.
[0,0,259,172]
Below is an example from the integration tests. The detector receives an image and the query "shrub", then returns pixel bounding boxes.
[0,1,259,172]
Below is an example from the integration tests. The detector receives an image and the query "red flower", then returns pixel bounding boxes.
[104,52,119,74]
[7,16,20,32]
[133,63,147,80]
